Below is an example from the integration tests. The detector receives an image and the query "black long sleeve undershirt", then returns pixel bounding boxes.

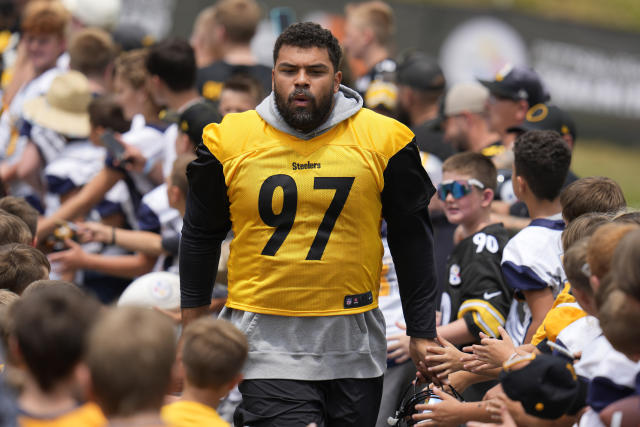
[382,139,438,339]
[179,143,231,308]
[180,139,439,339]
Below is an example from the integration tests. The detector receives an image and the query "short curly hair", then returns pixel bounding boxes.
[513,130,571,201]
[273,22,342,72]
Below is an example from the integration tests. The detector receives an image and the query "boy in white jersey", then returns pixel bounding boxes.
[502,130,571,346]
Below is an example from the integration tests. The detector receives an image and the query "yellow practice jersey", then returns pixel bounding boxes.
[162,401,229,427]
[202,109,414,316]
[18,402,105,427]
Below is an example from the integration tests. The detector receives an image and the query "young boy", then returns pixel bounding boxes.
[86,306,176,426]
[0,243,50,294]
[501,130,572,346]
[8,286,104,426]
[0,196,39,245]
[0,210,33,246]
[560,176,626,224]
[217,74,264,117]
[162,317,247,426]
[437,152,512,345]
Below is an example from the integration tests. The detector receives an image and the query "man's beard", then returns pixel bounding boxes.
[274,83,334,134]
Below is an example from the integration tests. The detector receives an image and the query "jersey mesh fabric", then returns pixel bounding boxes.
[203,109,414,316]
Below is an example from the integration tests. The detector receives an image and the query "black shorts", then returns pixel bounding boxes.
[234,376,384,427]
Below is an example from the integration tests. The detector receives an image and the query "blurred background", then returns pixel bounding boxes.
[172,0,639,207]
[11,0,640,204]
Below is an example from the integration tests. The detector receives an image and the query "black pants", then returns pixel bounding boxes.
[234,377,384,427]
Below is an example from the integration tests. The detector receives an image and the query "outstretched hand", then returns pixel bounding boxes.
[387,322,412,364]
[47,238,87,274]
[462,327,517,371]
[424,333,467,381]
[411,386,462,426]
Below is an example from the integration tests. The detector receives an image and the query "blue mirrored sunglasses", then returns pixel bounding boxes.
[437,179,485,200]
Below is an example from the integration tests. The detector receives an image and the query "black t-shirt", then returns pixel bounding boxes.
[412,120,455,162]
[196,61,272,101]
[440,223,512,340]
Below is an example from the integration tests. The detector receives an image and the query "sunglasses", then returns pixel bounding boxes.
[437,179,485,201]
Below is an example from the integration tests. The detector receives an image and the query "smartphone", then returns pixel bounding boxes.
[101,130,126,162]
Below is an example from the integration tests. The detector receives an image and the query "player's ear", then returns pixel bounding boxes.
[333,70,342,93]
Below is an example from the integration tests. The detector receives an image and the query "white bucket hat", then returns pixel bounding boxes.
[23,70,91,138]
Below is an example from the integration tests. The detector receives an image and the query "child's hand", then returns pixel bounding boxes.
[467,402,517,427]
[412,386,463,426]
[387,322,411,364]
[459,351,497,375]
[77,221,110,244]
[425,334,466,380]
[47,238,87,273]
[467,327,516,369]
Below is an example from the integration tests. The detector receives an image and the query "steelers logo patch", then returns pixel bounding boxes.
[449,264,461,286]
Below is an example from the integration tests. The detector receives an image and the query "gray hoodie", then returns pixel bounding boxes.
[219,85,387,381]
[255,84,363,140]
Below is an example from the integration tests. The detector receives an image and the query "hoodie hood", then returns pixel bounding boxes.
[256,84,363,140]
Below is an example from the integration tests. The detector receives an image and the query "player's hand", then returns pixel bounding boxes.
[47,238,87,273]
[425,334,466,380]
[410,336,444,386]
[411,386,462,426]
[387,322,411,364]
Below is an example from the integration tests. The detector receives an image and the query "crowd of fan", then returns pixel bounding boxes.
[0,0,637,426]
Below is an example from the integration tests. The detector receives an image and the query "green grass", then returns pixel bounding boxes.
[572,140,640,208]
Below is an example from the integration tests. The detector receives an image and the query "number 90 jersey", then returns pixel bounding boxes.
[202,109,415,316]
[440,223,512,339]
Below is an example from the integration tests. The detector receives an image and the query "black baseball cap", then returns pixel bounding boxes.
[178,101,222,145]
[507,104,577,141]
[499,354,586,419]
[112,24,155,52]
[397,52,445,92]
[479,64,549,106]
